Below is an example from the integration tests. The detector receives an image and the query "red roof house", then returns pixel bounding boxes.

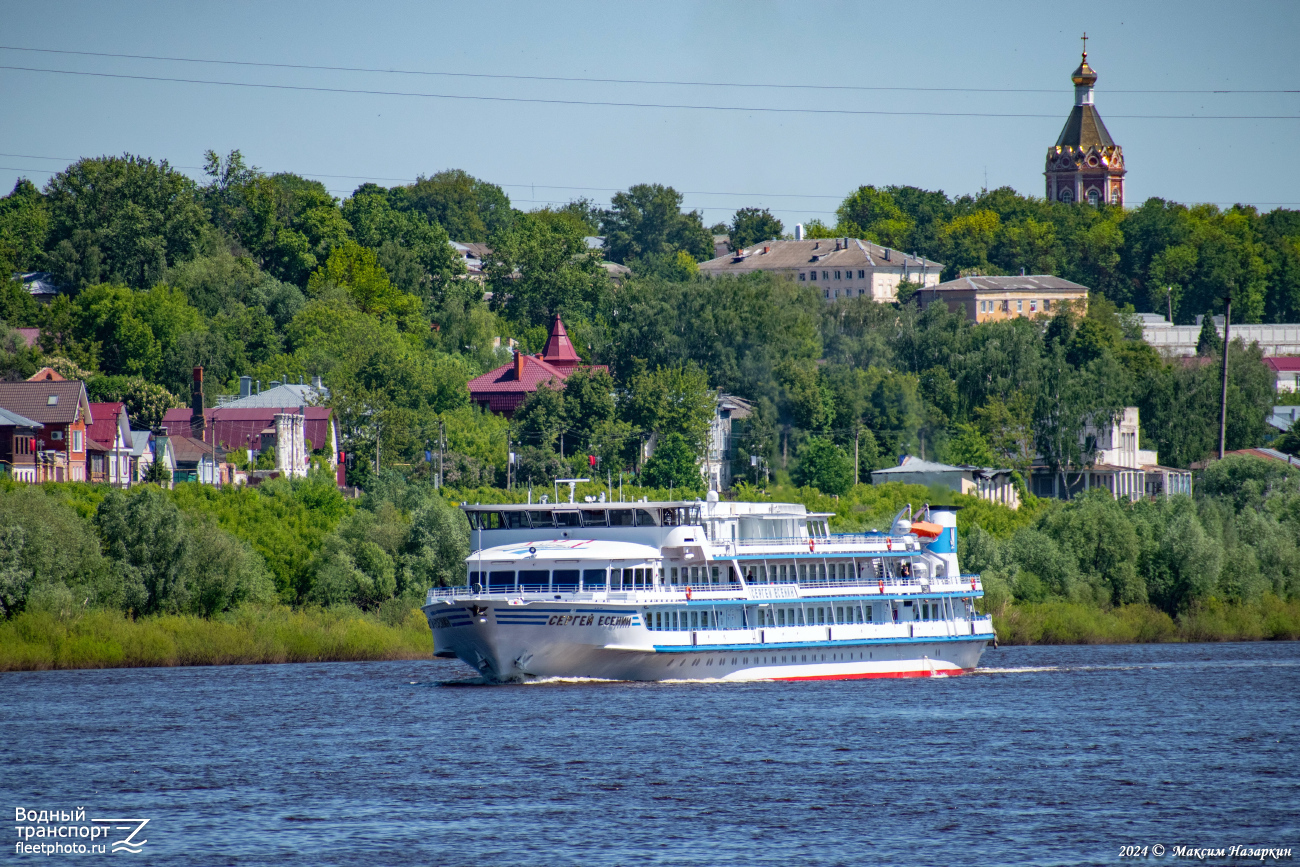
[86,401,133,486]
[1264,356,1300,393]
[0,379,91,482]
[467,315,606,416]
[161,406,337,460]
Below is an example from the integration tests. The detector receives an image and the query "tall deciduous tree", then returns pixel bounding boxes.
[640,432,704,493]
[601,184,712,265]
[484,212,611,325]
[45,155,208,291]
[728,208,784,250]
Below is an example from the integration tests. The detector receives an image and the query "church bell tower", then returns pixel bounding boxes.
[1045,35,1125,207]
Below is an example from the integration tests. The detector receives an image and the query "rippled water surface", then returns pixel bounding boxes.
[4,642,1298,866]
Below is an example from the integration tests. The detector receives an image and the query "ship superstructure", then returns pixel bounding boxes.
[424,495,994,682]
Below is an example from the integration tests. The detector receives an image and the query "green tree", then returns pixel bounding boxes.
[399,170,514,241]
[515,383,567,451]
[640,432,704,493]
[836,186,913,250]
[87,375,182,430]
[601,184,712,265]
[943,422,997,467]
[0,178,50,273]
[1196,315,1222,356]
[729,208,784,250]
[622,364,715,455]
[0,486,111,618]
[306,242,421,320]
[485,212,611,324]
[791,437,853,495]
[45,155,208,290]
[342,185,463,297]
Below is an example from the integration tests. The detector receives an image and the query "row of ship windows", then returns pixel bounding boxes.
[676,651,875,667]
[800,270,867,281]
[646,601,954,631]
[468,507,703,530]
[471,560,937,591]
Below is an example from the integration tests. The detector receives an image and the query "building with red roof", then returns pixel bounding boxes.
[1264,357,1300,393]
[86,401,133,487]
[467,315,606,416]
[161,406,336,464]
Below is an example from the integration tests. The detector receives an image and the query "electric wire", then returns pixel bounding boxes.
[1,45,1295,95]
[0,65,1294,120]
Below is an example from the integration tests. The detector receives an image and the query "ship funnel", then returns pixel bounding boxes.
[924,506,961,580]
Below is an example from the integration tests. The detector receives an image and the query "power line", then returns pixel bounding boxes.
[1,65,1294,120]
[1,45,1294,95]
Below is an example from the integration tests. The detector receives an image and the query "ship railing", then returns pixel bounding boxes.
[727,535,922,553]
[423,576,985,605]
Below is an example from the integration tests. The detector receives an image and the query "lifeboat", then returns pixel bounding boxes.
[909,520,943,540]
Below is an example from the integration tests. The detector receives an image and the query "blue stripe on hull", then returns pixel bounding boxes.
[654,633,992,653]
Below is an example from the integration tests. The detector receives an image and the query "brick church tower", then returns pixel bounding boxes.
[1045,37,1125,207]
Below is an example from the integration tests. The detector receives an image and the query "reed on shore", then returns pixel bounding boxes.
[3,596,1299,673]
[993,595,1300,645]
[0,604,433,672]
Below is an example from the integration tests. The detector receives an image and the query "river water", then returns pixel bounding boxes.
[3,642,1298,866]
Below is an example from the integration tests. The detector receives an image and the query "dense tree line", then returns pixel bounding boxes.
[0,151,1294,493]
[963,456,1300,616]
[0,470,468,622]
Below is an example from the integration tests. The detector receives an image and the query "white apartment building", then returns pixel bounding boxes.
[1030,407,1192,500]
[698,238,942,303]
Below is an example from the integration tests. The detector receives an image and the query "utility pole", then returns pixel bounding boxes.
[375,424,380,475]
[438,420,445,489]
[1166,286,1174,324]
[854,425,860,486]
[1218,295,1232,460]
[506,432,512,491]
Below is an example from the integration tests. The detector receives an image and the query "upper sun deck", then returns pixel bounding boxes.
[461,498,842,554]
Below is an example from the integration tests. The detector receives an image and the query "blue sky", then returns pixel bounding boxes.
[1,0,1296,230]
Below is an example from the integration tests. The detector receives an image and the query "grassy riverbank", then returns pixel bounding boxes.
[993,596,1300,645]
[0,605,433,672]
[3,597,1299,673]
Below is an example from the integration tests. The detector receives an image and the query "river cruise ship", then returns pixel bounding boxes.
[423,494,994,682]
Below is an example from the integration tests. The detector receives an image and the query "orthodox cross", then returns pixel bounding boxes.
[1081,32,1088,57]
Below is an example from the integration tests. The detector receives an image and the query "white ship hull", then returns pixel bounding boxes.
[429,499,995,683]
[424,597,991,683]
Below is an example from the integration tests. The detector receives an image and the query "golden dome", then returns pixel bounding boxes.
[1071,52,1098,87]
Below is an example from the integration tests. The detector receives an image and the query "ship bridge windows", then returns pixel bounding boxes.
[609,509,636,527]
[518,569,549,591]
[528,510,552,528]
[581,509,607,527]
[504,511,528,530]
[554,511,581,529]
[466,511,502,530]
[634,509,658,526]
